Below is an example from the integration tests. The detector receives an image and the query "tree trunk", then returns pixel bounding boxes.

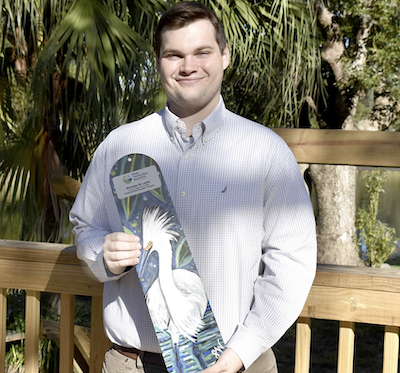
[311,3,371,266]
[310,164,364,266]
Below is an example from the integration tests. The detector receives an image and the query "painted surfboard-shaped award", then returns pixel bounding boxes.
[110,154,225,372]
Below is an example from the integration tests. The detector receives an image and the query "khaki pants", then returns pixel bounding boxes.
[246,349,277,373]
[102,347,278,373]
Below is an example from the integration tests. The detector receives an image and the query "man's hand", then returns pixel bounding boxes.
[202,348,243,373]
[103,232,142,275]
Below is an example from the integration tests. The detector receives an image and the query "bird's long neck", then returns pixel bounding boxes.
[155,241,182,309]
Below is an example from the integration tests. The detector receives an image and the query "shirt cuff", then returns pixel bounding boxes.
[85,250,130,282]
[103,257,133,281]
[225,324,267,369]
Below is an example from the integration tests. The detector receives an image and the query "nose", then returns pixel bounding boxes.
[179,56,198,75]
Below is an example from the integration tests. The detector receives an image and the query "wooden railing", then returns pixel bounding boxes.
[272,128,400,168]
[1,129,400,372]
[274,128,400,373]
[295,264,400,373]
[3,242,400,373]
[0,240,109,373]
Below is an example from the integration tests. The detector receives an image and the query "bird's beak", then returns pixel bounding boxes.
[144,241,153,251]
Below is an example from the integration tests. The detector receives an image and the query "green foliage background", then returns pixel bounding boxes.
[0,0,320,243]
[355,169,398,267]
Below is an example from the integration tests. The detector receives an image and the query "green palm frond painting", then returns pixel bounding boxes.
[175,238,194,270]
[122,194,139,221]
[123,225,136,235]
[148,187,166,203]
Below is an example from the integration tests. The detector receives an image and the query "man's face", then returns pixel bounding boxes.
[157,19,230,119]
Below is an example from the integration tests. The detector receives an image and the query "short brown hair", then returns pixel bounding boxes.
[155,1,227,58]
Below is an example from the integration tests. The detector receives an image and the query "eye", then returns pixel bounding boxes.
[198,51,210,57]
[166,53,181,60]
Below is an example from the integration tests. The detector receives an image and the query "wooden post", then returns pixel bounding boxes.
[337,321,355,373]
[25,290,41,373]
[295,317,311,373]
[383,325,399,373]
[90,296,110,373]
[60,294,75,373]
[0,288,6,373]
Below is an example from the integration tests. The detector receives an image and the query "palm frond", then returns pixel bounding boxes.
[37,0,149,83]
[207,0,321,126]
[0,0,322,241]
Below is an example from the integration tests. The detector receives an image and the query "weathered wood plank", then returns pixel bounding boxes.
[6,330,24,343]
[383,326,399,373]
[313,264,400,293]
[294,317,311,373]
[0,240,79,265]
[41,319,91,365]
[74,325,91,365]
[0,259,103,296]
[272,128,400,167]
[90,296,111,373]
[25,290,40,373]
[0,239,71,251]
[337,321,355,373]
[300,286,400,326]
[60,294,75,373]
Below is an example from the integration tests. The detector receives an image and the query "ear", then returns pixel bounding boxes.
[222,44,230,70]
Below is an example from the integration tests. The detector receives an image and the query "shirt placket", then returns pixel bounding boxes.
[172,122,203,219]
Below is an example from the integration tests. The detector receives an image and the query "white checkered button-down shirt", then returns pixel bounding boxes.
[70,98,317,369]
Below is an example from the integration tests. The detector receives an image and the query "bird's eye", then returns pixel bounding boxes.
[144,241,153,251]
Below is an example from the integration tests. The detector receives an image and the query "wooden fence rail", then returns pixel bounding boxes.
[296,264,400,373]
[272,128,400,167]
[0,240,108,373]
[1,129,400,372]
[276,128,400,373]
[2,242,400,372]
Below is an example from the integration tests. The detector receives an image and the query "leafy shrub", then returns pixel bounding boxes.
[355,169,398,267]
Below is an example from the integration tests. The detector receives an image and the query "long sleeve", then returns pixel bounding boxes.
[225,142,317,367]
[70,141,127,283]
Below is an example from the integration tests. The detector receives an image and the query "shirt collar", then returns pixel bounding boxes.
[162,96,227,145]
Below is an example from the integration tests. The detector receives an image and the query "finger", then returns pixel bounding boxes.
[111,257,140,268]
[103,235,142,253]
[104,250,141,275]
[106,241,142,253]
[202,348,242,373]
[106,232,141,243]
[105,249,141,262]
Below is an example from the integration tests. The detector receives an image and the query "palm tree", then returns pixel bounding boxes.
[0,0,320,242]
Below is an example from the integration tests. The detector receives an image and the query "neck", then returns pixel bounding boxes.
[168,98,220,136]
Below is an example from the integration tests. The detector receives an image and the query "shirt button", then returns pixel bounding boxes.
[184,154,189,160]
[180,191,186,197]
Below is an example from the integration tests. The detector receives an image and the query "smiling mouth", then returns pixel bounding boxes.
[177,79,201,84]
[176,75,205,83]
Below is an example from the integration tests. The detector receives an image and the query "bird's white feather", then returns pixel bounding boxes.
[142,206,208,343]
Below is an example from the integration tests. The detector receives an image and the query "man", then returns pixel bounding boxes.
[70,2,317,373]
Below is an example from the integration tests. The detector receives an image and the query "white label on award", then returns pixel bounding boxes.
[112,165,161,199]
